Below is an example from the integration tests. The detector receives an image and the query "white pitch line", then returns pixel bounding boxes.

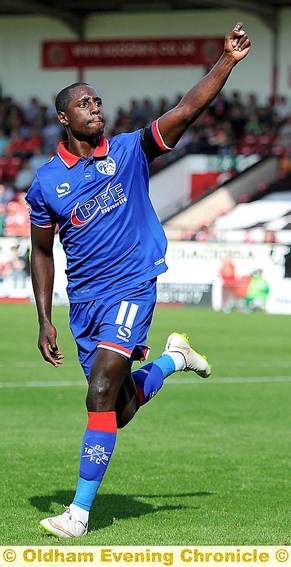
[0,360,290,368]
[1,376,291,389]
[0,362,77,368]
[167,376,291,384]
[0,380,85,388]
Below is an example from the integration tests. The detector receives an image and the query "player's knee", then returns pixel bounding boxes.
[86,374,115,410]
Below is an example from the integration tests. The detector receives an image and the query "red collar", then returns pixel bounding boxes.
[57,136,109,167]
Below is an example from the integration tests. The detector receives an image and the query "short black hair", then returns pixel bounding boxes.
[55,82,91,113]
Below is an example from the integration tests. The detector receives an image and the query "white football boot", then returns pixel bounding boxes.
[164,332,211,378]
[40,507,88,538]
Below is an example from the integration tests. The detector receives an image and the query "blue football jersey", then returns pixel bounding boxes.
[26,120,171,303]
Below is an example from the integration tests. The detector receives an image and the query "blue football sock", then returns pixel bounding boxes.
[132,354,176,405]
[72,478,100,512]
[72,411,117,512]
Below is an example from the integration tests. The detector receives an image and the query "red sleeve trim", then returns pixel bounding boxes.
[151,119,172,151]
[31,221,53,228]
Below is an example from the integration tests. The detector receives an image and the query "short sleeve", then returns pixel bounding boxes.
[25,177,56,228]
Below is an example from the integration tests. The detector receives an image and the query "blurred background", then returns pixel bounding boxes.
[0,0,291,314]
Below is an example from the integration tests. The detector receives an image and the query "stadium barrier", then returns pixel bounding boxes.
[0,237,290,314]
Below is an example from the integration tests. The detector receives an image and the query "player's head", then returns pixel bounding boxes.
[56,83,90,112]
[55,83,106,139]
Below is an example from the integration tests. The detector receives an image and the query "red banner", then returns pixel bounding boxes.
[42,37,224,68]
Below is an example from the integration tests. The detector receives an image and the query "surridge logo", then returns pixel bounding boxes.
[71,181,126,227]
[56,182,71,197]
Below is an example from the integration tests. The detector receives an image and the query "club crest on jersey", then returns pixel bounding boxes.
[96,156,116,175]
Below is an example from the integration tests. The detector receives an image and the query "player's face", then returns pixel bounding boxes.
[60,85,106,139]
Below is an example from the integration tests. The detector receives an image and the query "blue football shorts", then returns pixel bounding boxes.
[69,278,157,380]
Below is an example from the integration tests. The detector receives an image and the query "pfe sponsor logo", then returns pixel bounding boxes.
[71,182,125,227]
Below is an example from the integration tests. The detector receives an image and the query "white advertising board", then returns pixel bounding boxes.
[1,237,290,314]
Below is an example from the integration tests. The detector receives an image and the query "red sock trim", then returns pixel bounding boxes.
[136,384,146,407]
[87,411,117,433]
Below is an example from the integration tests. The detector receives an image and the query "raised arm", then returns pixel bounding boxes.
[158,22,251,148]
[30,223,64,367]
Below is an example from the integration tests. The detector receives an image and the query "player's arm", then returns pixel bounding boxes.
[158,22,251,148]
[30,223,64,367]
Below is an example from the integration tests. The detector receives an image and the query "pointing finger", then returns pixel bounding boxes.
[234,22,244,32]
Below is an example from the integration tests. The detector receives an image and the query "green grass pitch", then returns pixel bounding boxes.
[0,303,291,546]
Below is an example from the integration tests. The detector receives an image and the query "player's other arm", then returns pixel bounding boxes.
[158,22,251,148]
[30,223,64,367]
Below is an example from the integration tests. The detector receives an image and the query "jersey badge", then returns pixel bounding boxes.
[96,156,116,175]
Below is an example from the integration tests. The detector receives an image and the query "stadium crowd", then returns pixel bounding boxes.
[0,89,291,239]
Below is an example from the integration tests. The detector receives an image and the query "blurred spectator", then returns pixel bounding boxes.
[219,256,238,312]
[139,98,155,125]
[229,105,246,142]
[19,125,43,157]
[209,91,230,121]
[3,191,30,237]
[195,222,212,242]
[0,128,9,155]
[181,228,196,241]
[275,115,291,149]
[24,96,42,125]
[4,130,26,158]
[274,95,291,121]
[257,105,277,133]
[28,146,49,172]
[0,245,11,283]
[244,111,261,136]
[3,101,24,135]
[245,93,259,117]
[0,202,5,236]
[127,99,143,130]
[229,90,244,111]
[243,269,270,312]
[41,116,64,152]
[6,245,27,290]
[108,107,130,136]
[155,96,171,117]
[0,183,14,205]
[208,120,233,154]
[46,94,58,120]
[243,228,257,243]
[264,230,277,243]
[14,160,35,192]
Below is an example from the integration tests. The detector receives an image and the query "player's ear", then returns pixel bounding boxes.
[57,111,68,126]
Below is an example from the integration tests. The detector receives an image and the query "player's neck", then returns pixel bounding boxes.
[67,135,102,158]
